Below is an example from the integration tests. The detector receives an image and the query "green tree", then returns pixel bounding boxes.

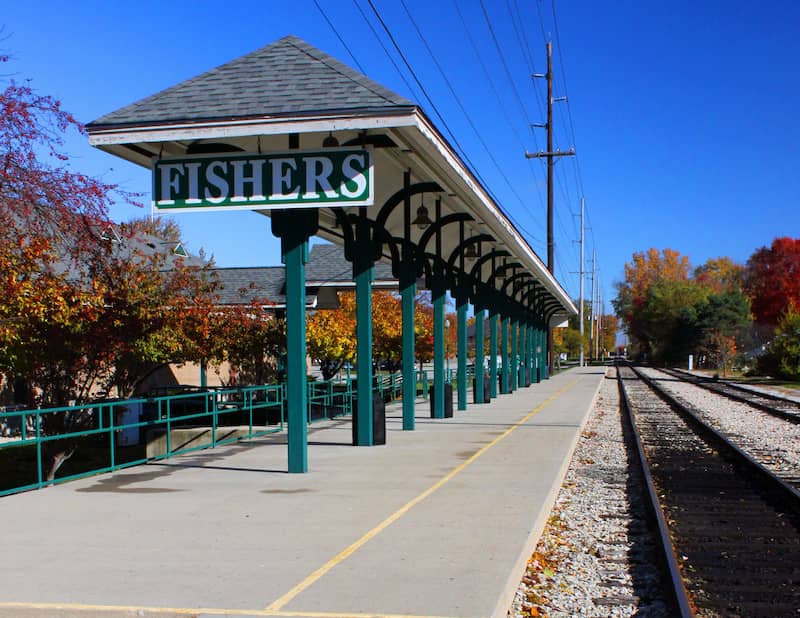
[758,303,800,380]
[695,290,752,374]
[635,278,707,364]
[553,328,583,359]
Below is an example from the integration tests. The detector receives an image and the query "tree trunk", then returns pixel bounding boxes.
[45,445,76,481]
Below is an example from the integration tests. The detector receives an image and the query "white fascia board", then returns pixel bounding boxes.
[87,113,418,148]
[410,112,576,316]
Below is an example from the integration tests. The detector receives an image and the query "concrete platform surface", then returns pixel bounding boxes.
[0,367,606,618]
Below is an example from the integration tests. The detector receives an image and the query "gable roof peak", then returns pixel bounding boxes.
[88,35,416,129]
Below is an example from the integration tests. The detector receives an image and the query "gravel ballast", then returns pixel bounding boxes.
[640,367,800,485]
[509,370,672,617]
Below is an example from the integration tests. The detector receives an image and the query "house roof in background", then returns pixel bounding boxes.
[306,243,395,284]
[212,266,294,307]
[213,243,397,309]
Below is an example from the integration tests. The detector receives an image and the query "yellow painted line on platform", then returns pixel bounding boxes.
[0,601,459,618]
[264,378,581,613]
[0,601,261,616]
[274,612,459,618]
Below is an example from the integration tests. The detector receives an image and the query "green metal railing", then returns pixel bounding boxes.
[0,365,480,497]
[307,379,353,423]
[0,384,284,497]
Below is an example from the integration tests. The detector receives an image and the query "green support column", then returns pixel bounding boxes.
[489,312,498,399]
[200,361,207,389]
[525,320,535,386]
[544,321,551,379]
[536,323,543,382]
[400,269,416,430]
[354,218,374,446]
[510,318,518,391]
[432,283,446,418]
[500,315,509,394]
[271,209,317,473]
[520,323,528,387]
[475,308,485,403]
[456,294,467,411]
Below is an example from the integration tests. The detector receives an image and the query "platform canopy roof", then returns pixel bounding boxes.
[87,35,576,323]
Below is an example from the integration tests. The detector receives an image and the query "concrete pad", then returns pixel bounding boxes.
[0,367,605,618]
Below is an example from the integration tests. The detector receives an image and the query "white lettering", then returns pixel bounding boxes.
[269,158,299,200]
[185,162,201,204]
[340,154,367,198]
[204,161,229,204]
[159,163,184,205]
[231,159,266,202]
[302,156,337,199]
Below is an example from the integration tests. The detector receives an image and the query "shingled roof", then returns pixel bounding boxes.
[213,266,291,306]
[212,244,397,310]
[306,243,395,284]
[87,35,415,129]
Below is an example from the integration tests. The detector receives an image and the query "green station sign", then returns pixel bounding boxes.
[153,149,373,212]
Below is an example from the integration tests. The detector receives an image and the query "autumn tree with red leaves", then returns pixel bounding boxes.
[0,60,226,478]
[1,58,120,403]
[743,237,800,328]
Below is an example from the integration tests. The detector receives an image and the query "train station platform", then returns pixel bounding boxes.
[0,366,606,618]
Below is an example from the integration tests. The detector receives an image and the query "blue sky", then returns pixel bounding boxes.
[3,0,799,319]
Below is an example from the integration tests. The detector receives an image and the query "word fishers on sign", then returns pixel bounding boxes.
[153,149,373,212]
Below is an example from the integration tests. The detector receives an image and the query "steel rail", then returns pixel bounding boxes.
[632,365,800,505]
[615,365,694,618]
[620,363,800,615]
[665,367,800,424]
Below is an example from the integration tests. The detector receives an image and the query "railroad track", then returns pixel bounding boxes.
[664,367,800,424]
[641,366,800,489]
[617,364,800,616]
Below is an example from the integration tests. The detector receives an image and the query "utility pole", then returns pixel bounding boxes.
[526,41,575,273]
[526,41,575,373]
[579,196,585,367]
[596,281,603,360]
[589,248,596,363]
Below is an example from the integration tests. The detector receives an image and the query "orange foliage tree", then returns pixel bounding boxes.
[599,313,619,356]
[694,256,743,294]
[306,290,441,378]
[212,306,285,386]
[306,293,357,380]
[613,248,692,358]
[414,292,434,365]
[372,291,403,368]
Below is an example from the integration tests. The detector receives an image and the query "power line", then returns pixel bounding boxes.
[350,0,422,102]
[451,0,546,237]
[313,0,366,74]
[474,0,561,254]
[507,0,547,122]
[479,0,541,152]
[364,0,491,195]
[365,0,548,251]
[398,0,542,244]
